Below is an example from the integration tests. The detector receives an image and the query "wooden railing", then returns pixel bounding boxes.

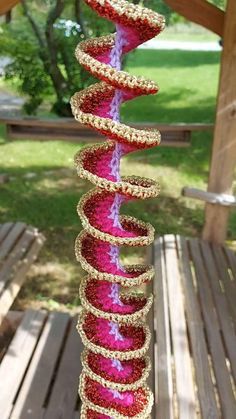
[0,117,213,147]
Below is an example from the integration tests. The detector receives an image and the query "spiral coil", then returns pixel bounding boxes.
[71,1,165,418]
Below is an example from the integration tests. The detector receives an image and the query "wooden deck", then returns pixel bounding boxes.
[153,235,236,419]
[0,222,45,323]
[0,235,235,418]
[0,310,82,419]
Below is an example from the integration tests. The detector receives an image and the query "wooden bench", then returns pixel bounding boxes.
[152,235,236,419]
[0,235,235,418]
[0,117,213,147]
[0,222,45,323]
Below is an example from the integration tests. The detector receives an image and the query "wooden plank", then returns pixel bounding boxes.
[0,117,214,131]
[182,187,236,207]
[201,242,236,382]
[223,245,236,279]
[0,310,46,419]
[0,310,23,336]
[153,238,174,419]
[44,316,82,419]
[0,223,26,262]
[0,235,45,324]
[7,127,102,143]
[7,127,191,147]
[164,235,196,419]
[165,0,224,36]
[146,245,155,419]
[203,0,236,243]
[0,228,35,294]
[0,0,20,15]
[0,117,213,146]
[189,239,236,418]
[0,223,13,245]
[73,413,79,419]
[177,237,219,419]
[211,244,236,329]
[10,312,70,419]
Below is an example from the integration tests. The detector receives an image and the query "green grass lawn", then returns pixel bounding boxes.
[1,48,235,311]
[159,25,219,42]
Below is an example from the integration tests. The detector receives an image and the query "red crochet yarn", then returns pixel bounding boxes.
[71,1,165,418]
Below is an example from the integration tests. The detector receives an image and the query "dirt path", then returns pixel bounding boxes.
[0,88,24,117]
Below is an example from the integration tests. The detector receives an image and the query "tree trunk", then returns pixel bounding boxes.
[22,0,70,115]
[45,0,68,103]
[75,0,87,38]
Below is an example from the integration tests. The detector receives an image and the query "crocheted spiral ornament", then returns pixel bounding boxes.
[70,1,165,418]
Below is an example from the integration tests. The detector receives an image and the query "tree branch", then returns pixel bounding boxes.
[21,0,45,50]
[45,0,68,95]
[75,0,87,37]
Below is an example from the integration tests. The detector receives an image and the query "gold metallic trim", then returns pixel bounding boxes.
[81,349,151,391]
[78,188,155,246]
[77,310,151,361]
[80,276,153,323]
[79,372,154,419]
[75,231,155,287]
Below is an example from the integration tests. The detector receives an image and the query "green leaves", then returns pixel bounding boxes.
[0,0,108,115]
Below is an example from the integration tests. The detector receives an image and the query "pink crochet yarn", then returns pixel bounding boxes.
[71,1,165,417]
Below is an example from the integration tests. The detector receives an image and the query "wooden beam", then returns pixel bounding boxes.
[164,0,225,37]
[0,0,20,16]
[203,0,236,243]
[182,187,236,207]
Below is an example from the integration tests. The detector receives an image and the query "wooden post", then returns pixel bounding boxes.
[202,0,236,243]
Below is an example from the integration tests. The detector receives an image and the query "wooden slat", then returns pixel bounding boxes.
[146,246,155,419]
[164,235,196,418]
[200,241,236,382]
[177,236,219,419]
[0,310,23,336]
[0,235,45,324]
[153,238,173,419]
[0,117,213,131]
[0,117,213,146]
[6,125,190,147]
[189,239,236,418]
[0,223,13,244]
[44,317,82,419]
[0,310,46,419]
[0,228,35,294]
[0,223,26,262]
[223,245,236,279]
[182,187,236,207]
[211,244,236,329]
[10,312,70,419]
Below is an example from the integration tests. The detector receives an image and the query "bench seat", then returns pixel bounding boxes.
[0,117,213,147]
[152,235,236,419]
[0,222,45,323]
[0,235,235,418]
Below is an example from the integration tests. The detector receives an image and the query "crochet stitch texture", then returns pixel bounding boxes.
[71,1,165,417]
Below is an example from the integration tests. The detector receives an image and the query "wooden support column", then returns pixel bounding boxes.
[202,0,236,243]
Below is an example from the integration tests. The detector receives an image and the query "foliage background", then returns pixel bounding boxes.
[0,0,225,115]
